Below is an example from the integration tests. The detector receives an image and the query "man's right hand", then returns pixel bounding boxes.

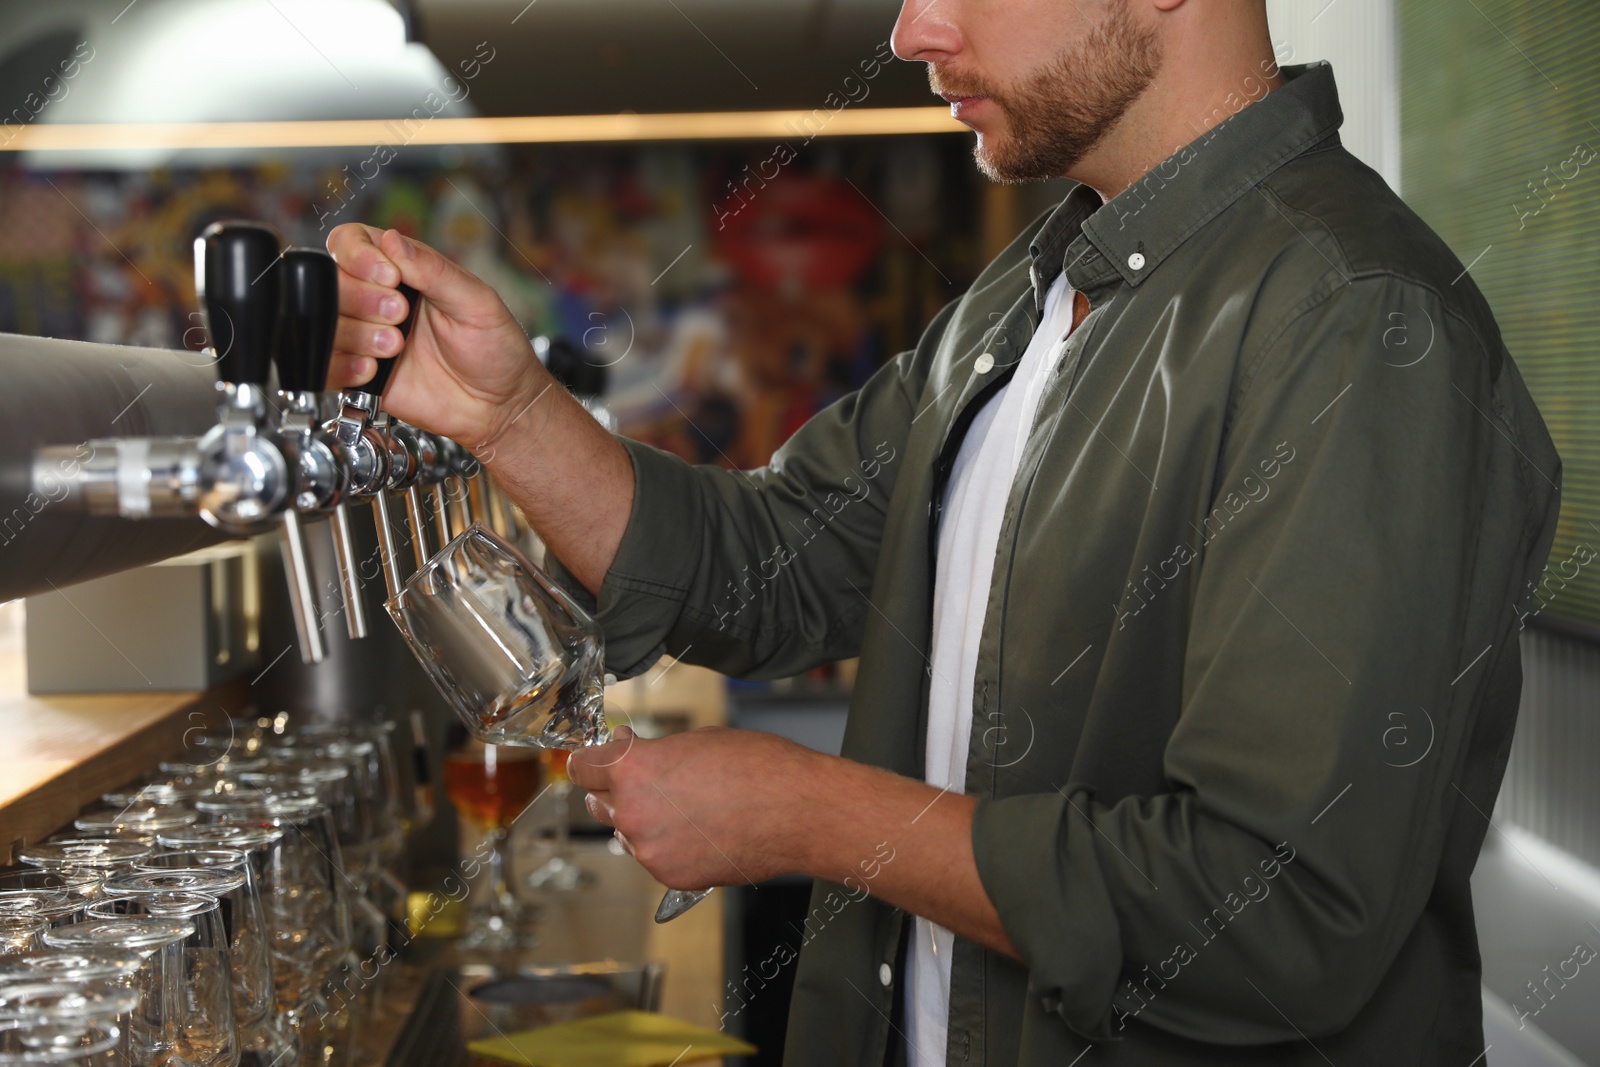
[325,223,635,594]
[325,223,549,453]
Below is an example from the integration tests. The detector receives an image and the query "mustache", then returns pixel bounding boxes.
[928,66,998,101]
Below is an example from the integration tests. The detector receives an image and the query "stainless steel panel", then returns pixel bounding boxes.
[0,332,226,600]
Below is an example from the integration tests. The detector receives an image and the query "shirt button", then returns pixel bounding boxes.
[1127,252,1146,271]
[878,963,893,987]
[974,353,995,374]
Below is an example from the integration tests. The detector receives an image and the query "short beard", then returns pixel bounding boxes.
[933,5,1163,184]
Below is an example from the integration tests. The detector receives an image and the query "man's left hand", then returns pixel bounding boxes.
[567,725,822,892]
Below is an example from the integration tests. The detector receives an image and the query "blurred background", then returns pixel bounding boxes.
[0,0,1597,1064]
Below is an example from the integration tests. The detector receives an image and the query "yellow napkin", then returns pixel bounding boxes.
[468,1010,755,1067]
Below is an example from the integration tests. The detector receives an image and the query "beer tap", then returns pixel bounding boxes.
[195,223,325,665]
[271,248,360,647]
[192,222,291,535]
[30,221,336,667]
[387,417,441,569]
[435,437,478,541]
[322,285,420,601]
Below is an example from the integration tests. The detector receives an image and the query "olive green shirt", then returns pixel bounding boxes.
[555,62,1561,1065]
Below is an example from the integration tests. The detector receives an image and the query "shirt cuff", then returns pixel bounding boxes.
[971,790,1124,1041]
[543,436,706,680]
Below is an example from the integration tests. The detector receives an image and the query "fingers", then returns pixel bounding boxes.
[376,228,495,322]
[326,223,399,287]
[327,224,410,392]
[584,790,616,827]
[340,272,411,327]
[334,314,403,360]
[567,746,617,791]
[326,352,378,390]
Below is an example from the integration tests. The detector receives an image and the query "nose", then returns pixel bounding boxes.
[892,0,962,63]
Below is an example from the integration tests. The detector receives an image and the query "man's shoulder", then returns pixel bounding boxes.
[1254,143,1498,337]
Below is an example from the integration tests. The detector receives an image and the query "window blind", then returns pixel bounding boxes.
[1399,0,1600,631]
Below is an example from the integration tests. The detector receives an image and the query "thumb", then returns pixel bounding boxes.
[378,229,502,327]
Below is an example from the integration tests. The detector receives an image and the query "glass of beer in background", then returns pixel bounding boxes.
[442,732,543,950]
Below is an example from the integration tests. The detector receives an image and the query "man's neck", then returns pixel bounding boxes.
[1068,35,1286,201]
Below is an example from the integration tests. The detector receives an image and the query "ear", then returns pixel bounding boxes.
[1151,0,1189,11]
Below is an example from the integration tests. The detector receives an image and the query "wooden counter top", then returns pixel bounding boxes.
[0,630,250,863]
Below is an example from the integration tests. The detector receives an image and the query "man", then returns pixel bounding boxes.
[328,0,1560,1062]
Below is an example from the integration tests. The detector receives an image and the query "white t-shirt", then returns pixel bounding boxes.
[906,271,1080,1066]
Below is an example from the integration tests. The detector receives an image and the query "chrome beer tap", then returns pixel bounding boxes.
[191,222,291,536]
[322,284,420,601]
[29,221,335,666]
[385,417,442,569]
[193,224,326,664]
[438,437,480,541]
[271,248,363,648]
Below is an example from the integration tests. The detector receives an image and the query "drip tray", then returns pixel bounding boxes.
[386,960,665,1066]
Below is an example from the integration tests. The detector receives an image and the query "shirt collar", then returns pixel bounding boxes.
[1027,60,1346,309]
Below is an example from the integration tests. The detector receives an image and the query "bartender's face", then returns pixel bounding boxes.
[892,0,1162,182]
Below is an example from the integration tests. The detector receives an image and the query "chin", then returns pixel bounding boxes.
[972,137,1014,183]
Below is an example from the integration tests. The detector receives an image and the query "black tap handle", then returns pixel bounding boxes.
[275,248,340,394]
[196,221,282,387]
[363,283,420,400]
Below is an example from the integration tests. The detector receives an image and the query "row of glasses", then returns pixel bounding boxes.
[1,756,286,1063]
[4,848,289,1065]
[195,790,358,1067]
[38,916,199,1066]
[1,702,420,1065]
[4,835,271,1067]
[5,831,163,1063]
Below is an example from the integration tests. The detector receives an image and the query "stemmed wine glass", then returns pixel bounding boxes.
[386,522,710,921]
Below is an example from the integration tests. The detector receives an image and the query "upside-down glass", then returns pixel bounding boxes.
[0,946,144,1060]
[385,522,709,919]
[83,891,238,1067]
[153,827,291,1063]
[0,871,101,922]
[0,946,143,994]
[73,809,198,839]
[135,849,292,1067]
[240,757,389,971]
[0,981,138,1065]
[0,910,47,956]
[276,725,410,958]
[43,918,195,1066]
[210,794,358,1067]
[17,842,151,875]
